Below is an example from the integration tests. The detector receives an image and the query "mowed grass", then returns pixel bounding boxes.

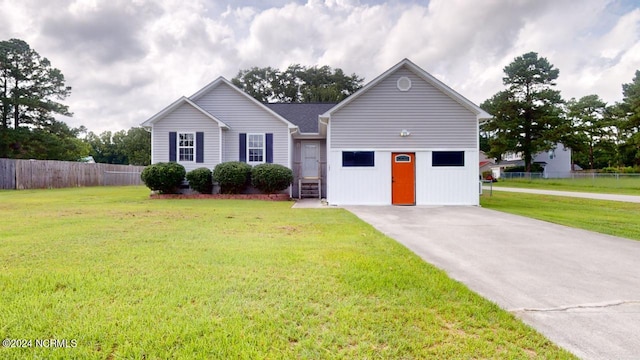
[481,191,640,241]
[492,176,640,195]
[0,187,574,359]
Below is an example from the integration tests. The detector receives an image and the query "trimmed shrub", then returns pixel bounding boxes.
[140,162,186,194]
[186,167,213,194]
[504,164,544,173]
[601,166,640,174]
[212,161,252,194]
[251,163,293,194]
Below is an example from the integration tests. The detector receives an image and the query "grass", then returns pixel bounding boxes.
[481,191,640,241]
[0,186,574,359]
[491,176,640,195]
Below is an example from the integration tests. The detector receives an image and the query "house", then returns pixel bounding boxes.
[479,151,495,177]
[491,144,572,179]
[141,59,491,205]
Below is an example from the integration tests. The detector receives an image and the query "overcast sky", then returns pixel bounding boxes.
[1,0,639,133]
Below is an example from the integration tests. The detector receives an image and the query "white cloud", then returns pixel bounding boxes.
[0,0,638,133]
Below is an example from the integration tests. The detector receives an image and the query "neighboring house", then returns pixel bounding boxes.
[538,144,572,178]
[491,143,572,178]
[141,59,491,205]
[479,151,495,177]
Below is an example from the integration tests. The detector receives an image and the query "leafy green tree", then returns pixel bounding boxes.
[85,131,122,164]
[0,120,89,160]
[274,64,305,102]
[231,66,279,103]
[622,70,640,128]
[480,91,519,162]
[0,38,86,161]
[479,132,491,153]
[601,103,634,167]
[120,127,151,166]
[297,66,359,102]
[232,64,363,103]
[620,70,640,165]
[85,127,150,165]
[0,38,72,129]
[481,52,565,171]
[566,95,608,169]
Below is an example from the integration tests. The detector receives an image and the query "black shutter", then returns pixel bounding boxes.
[169,132,177,162]
[239,133,246,162]
[196,132,204,163]
[266,133,273,163]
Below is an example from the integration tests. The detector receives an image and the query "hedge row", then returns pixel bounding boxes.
[140,162,293,194]
[140,162,186,194]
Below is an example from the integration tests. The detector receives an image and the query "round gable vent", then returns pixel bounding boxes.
[397,76,412,91]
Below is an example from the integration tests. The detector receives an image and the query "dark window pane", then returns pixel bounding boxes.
[342,151,375,167]
[395,154,411,162]
[432,151,464,166]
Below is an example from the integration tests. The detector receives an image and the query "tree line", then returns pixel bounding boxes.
[0,38,88,161]
[231,64,363,103]
[0,38,150,165]
[481,52,640,171]
[2,38,639,171]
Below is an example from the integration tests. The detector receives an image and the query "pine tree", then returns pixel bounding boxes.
[481,52,565,171]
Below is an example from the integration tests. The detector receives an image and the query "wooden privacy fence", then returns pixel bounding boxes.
[0,158,145,190]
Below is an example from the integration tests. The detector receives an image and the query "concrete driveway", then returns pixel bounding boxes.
[346,205,640,360]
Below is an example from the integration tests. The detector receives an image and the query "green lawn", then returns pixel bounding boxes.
[492,176,640,195]
[481,191,640,241]
[0,186,574,359]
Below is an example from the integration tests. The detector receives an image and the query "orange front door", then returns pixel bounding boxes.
[391,153,415,205]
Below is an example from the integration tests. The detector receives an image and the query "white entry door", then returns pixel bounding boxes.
[301,141,320,178]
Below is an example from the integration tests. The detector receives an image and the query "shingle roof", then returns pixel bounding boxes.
[264,103,337,133]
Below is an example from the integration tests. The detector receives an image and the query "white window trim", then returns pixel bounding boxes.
[397,76,412,91]
[247,133,266,165]
[177,132,196,163]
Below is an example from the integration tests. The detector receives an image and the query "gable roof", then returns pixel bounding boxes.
[321,58,492,121]
[189,77,298,129]
[141,96,229,129]
[264,103,336,133]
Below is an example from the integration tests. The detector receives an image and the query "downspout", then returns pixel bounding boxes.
[289,127,298,198]
[219,128,223,164]
[319,116,330,202]
[143,126,153,164]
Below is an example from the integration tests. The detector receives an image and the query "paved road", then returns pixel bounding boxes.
[484,186,640,203]
[346,205,640,360]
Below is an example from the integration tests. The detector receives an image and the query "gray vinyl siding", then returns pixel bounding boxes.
[193,84,290,165]
[152,103,221,172]
[330,67,477,149]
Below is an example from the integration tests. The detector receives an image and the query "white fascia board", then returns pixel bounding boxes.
[186,98,230,129]
[189,76,226,100]
[318,115,329,137]
[292,134,325,140]
[140,96,186,127]
[321,58,492,121]
[140,96,230,129]
[401,59,492,121]
[189,76,299,130]
[320,60,409,117]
